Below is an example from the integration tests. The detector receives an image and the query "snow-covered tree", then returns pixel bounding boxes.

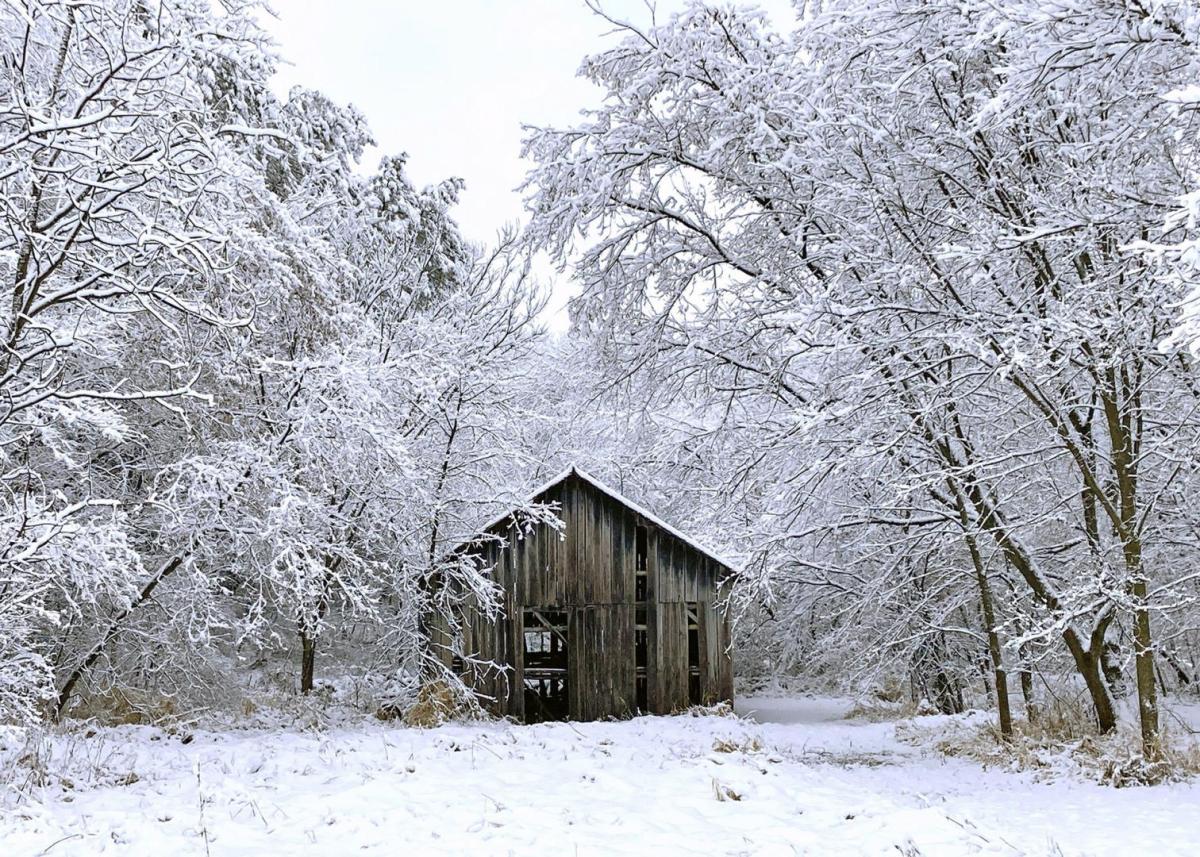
[523,0,1200,758]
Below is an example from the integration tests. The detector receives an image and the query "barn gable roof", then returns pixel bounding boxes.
[463,465,739,572]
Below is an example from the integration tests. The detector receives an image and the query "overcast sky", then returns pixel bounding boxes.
[263,1,794,329]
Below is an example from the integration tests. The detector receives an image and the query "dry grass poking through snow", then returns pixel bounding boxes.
[712,734,763,754]
[845,698,921,722]
[395,680,481,728]
[919,695,1200,787]
[3,696,1200,855]
[63,687,181,727]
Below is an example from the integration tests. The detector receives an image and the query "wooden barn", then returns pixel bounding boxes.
[438,466,736,723]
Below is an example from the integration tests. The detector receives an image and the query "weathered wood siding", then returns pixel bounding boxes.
[570,604,636,720]
[446,471,734,722]
[703,601,734,704]
[654,601,689,712]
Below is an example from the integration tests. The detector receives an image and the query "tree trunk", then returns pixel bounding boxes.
[926,632,964,715]
[55,557,184,718]
[957,475,1117,733]
[1132,583,1161,760]
[1068,633,1118,733]
[979,654,995,706]
[297,553,340,695]
[1019,661,1037,723]
[1162,649,1194,688]
[419,402,461,685]
[952,488,1013,737]
[300,630,317,694]
[933,671,962,715]
[899,370,1117,735]
[1101,379,1160,759]
[1101,636,1128,699]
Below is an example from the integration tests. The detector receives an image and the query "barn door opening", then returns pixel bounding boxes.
[687,602,702,706]
[522,609,569,722]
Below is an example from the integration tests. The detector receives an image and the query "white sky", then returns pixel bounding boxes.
[263,1,795,330]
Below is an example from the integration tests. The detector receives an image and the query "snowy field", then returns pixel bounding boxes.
[2,697,1198,856]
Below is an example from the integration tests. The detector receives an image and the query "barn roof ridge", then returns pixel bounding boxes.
[463,463,739,572]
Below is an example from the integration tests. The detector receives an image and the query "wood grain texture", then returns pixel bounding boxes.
[444,471,734,722]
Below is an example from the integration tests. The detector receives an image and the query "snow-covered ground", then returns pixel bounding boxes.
[2,697,1197,856]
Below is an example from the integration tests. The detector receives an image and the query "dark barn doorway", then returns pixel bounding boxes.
[522,610,569,721]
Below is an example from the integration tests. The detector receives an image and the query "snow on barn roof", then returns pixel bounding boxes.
[461,465,740,572]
